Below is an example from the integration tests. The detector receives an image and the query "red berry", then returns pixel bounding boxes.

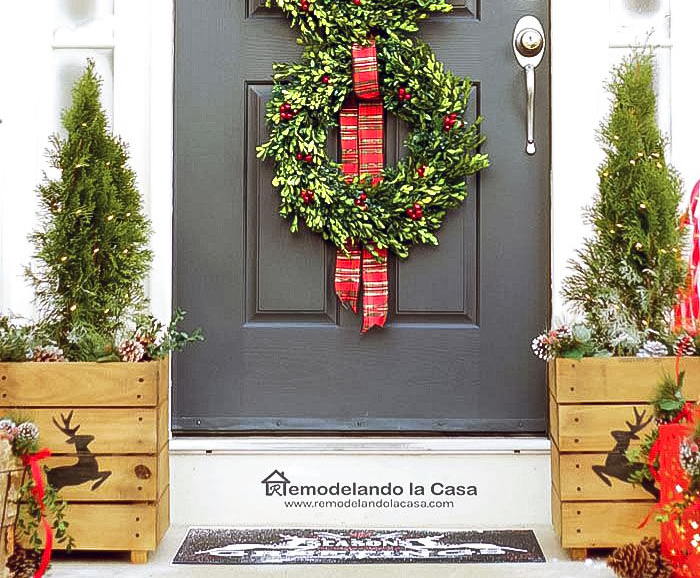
[305,154,312,163]
[359,193,367,201]
[353,0,361,4]
[450,112,458,120]
[405,93,412,100]
[355,198,362,206]
[296,153,304,161]
[322,75,330,84]
[413,203,421,210]
[398,87,405,95]
[417,166,425,177]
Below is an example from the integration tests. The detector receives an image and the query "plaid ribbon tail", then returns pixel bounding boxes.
[361,247,388,333]
[335,244,362,313]
[334,39,388,332]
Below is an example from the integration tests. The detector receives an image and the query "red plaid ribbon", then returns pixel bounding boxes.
[351,43,381,99]
[334,40,388,332]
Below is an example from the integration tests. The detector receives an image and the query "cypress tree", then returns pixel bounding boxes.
[27,60,152,349]
[563,51,686,353]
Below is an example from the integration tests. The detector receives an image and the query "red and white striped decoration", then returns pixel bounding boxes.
[674,180,700,334]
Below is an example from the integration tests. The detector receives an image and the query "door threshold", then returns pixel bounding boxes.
[169,436,550,455]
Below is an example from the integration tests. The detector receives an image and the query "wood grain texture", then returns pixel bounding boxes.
[12,408,158,454]
[558,500,659,549]
[157,400,169,452]
[551,485,562,543]
[44,455,158,501]
[157,443,169,500]
[157,485,170,546]
[130,551,149,564]
[549,393,560,447]
[550,441,561,496]
[552,445,655,501]
[0,361,166,407]
[554,403,654,452]
[549,357,700,403]
[22,502,158,550]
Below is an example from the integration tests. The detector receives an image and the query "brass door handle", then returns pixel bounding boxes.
[513,16,546,155]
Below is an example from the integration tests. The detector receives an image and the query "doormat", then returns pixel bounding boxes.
[173,528,545,565]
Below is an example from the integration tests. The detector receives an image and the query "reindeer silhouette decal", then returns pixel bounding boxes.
[46,411,112,491]
[592,407,658,499]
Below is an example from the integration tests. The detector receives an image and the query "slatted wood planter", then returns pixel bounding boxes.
[0,358,170,564]
[549,357,700,560]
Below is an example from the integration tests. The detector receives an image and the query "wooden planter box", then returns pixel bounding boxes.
[0,358,170,564]
[549,356,700,559]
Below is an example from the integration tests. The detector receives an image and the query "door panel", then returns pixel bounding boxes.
[173,0,549,432]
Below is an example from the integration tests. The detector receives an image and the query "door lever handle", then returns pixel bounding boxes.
[513,16,545,156]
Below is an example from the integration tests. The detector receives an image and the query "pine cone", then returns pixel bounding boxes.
[118,339,145,363]
[639,536,674,578]
[636,340,669,358]
[0,418,16,439]
[31,345,66,362]
[134,333,155,361]
[608,543,649,577]
[680,439,700,478]
[553,325,573,341]
[14,421,39,442]
[6,545,41,578]
[640,536,661,554]
[674,335,697,357]
[531,333,554,361]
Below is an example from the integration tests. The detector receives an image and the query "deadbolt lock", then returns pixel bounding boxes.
[515,29,544,58]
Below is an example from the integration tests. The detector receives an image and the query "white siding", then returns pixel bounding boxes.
[0,0,172,322]
[551,0,700,319]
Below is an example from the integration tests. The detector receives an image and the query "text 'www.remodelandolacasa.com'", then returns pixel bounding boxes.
[283,499,455,509]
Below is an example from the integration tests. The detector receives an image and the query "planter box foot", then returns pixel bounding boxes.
[130,550,149,564]
[567,548,587,561]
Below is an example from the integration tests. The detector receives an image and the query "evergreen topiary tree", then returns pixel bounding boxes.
[27,60,152,350]
[563,51,686,354]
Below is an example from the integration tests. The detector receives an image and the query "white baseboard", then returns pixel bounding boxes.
[169,437,552,528]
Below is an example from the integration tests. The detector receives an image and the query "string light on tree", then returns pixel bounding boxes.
[561,50,685,354]
[26,59,153,353]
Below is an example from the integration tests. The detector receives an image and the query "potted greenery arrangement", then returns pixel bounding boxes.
[0,60,201,564]
[533,50,700,558]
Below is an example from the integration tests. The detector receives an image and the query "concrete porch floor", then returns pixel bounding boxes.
[46,525,618,577]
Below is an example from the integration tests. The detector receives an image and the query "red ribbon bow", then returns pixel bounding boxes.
[21,449,53,578]
[334,40,389,333]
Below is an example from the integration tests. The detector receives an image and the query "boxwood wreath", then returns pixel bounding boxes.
[257,0,489,259]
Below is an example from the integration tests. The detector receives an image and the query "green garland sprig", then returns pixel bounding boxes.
[257,1,488,258]
[266,0,453,45]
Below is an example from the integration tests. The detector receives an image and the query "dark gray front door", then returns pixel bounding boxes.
[173,0,550,433]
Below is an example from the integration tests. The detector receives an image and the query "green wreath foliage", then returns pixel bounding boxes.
[257,0,489,258]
